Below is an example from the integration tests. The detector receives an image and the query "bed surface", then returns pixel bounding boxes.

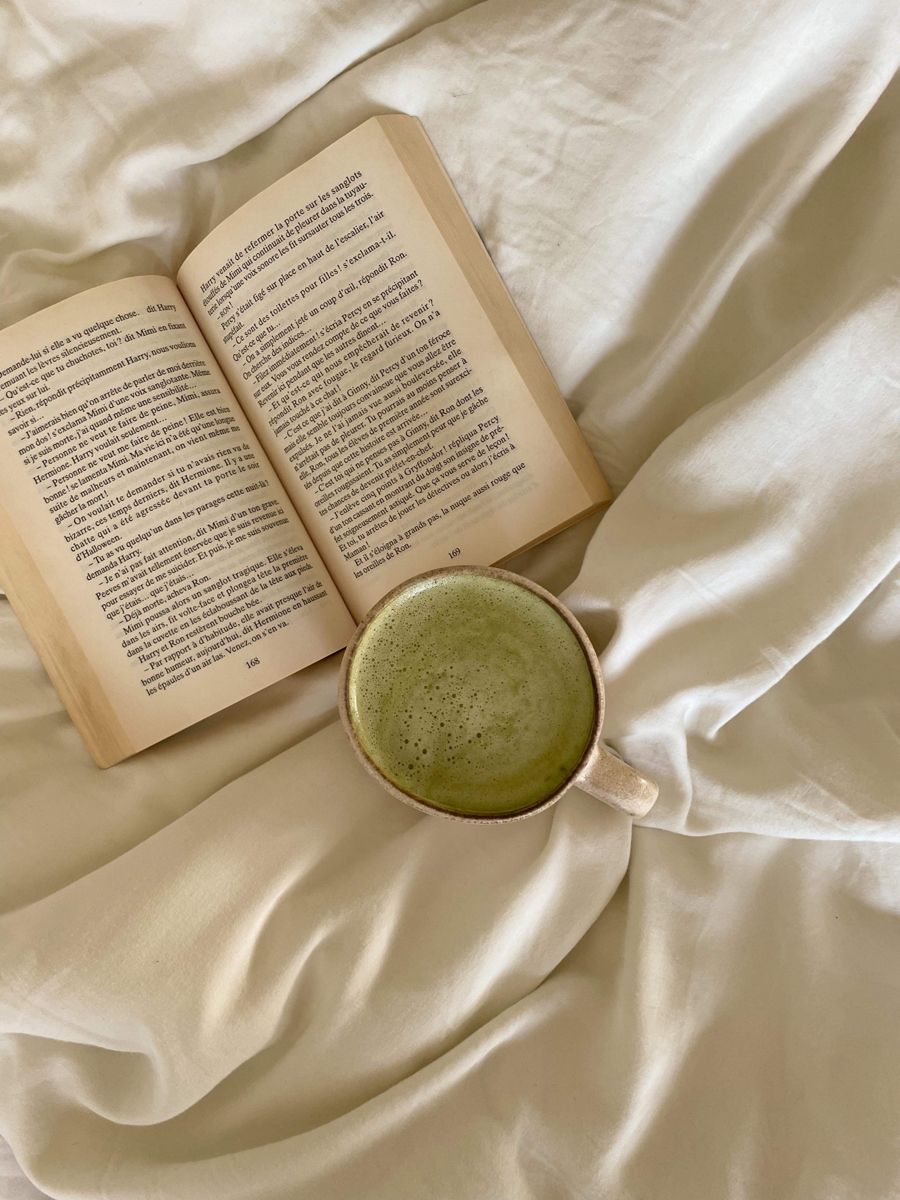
[1,1,898,1196]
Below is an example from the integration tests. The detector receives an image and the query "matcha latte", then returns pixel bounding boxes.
[345,571,596,816]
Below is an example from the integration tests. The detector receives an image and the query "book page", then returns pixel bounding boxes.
[178,116,609,619]
[0,277,354,765]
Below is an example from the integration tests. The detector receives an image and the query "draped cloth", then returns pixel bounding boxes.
[1,1,898,1196]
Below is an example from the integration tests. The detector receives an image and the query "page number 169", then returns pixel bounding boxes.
[447,547,461,559]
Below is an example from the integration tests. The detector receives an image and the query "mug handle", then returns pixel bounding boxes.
[575,743,658,818]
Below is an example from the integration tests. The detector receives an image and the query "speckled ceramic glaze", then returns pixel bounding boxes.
[339,566,658,823]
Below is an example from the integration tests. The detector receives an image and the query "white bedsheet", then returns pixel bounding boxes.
[1,1,899,1196]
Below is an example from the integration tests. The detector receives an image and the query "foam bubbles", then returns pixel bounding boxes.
[347,573,595,815]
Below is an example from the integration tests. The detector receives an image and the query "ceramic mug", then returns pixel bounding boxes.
[338,565,658,823]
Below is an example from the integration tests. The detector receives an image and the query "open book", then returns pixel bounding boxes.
[0,115,609,766]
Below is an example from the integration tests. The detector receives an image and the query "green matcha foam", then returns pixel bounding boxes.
[346,572,596,815]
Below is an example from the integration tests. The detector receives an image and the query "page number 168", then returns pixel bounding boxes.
[447,547,461,559]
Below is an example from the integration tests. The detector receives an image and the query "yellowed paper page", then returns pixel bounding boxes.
[0,276,354,764]
[178,116,608,618]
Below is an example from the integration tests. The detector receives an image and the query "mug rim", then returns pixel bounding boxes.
[337,565,606,824]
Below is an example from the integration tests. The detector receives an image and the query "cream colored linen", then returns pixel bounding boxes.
[1,1,899,1197]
